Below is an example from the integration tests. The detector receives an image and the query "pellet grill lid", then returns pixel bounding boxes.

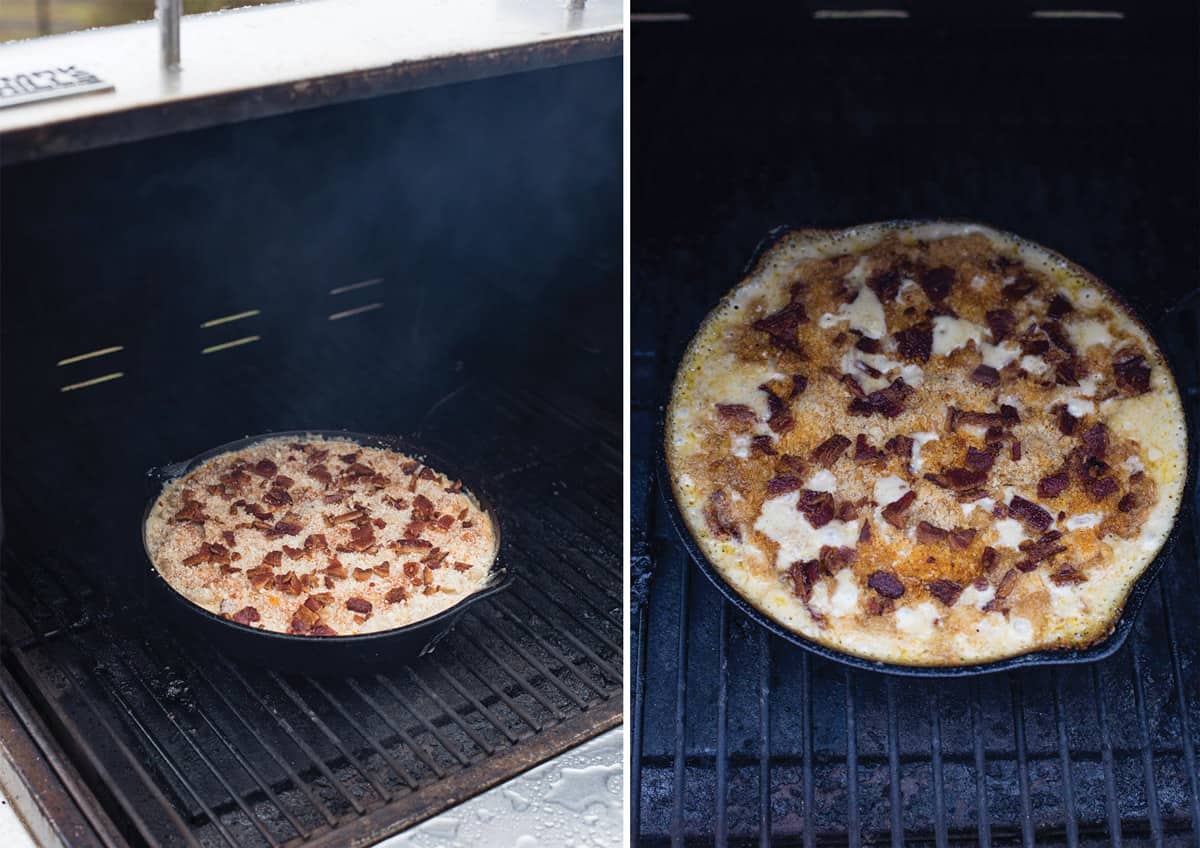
[0,0,622,165]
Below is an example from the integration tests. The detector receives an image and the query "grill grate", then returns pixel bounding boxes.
[631,8,1199,844]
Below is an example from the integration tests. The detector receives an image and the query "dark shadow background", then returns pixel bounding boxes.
[631,4,1200,844]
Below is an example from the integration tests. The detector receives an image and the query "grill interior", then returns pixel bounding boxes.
[632,5,1200,844]
[0,58,621,847]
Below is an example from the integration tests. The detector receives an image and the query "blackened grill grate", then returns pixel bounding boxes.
[2,376,621,848]
[631,7,1200,844]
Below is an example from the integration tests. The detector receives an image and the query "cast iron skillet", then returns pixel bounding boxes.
[142,429,511,675]
[657,221,1194,678]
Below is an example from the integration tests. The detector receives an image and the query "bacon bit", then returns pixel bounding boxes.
[353,567,373,582]
[1001,274,1038,301]
[231,606,260,625]
[854,434,885,463]
[269,515,304,537]
[445,479,464,494]
[403,561,421,578]
[1021,336,1049,357]
[868,570,905,599]
[1055,405,1078,436]
[1081,423,1108,459]
[307,448,329,463]
[949,528,977,550]
[848,379,913,418]
[182,551,208,567]
[1086,476,1118,501]
[1048,294,1074,319]
[422,547,448,568]
[1049,564,1087,585]
[956,488,989,503]
[323,491,347,504]
[716,403,757,423]
[811,434,851,468]
[885,435,914,460]
[868,268,902,301]
[304,593,334,611]
[346,597,372,614]
[1016,532,1067,571]
[291,604,321,632]
[895,324,933,363]
[274,571,303,595]
[970,365,1000,386]
[329,509,365,525]
[308,624,336,636]
[1038,470,1070,499]
[881,490,917,528]
[855,359,883,379]
[859,521,872,543]
[981,546,998,571]
[390,538,434,552]
[795,490,835,528]
[855,336,881,354]
[304,534,328,554]
[308,464,333,487]
[1113,351,1152,395]
[927,579,962,606]
[788,560,820,600]
[1008,496,1053,532]
[746,436,774,457]
[173,498,210,525]
[986,308,1016,342]
[965,445,999,472]
[761,385,795,434]
[994,568,1019,599]
[436,514,455,531]
[766,475,804,497]
[253,459,278,478]
[419,467,437,481]
[452,561,472,572]
[916,521,948,544]
[840,373,866,399]
[412,494,436,522]
[245,566,274,588]
[281,545,304,560]
[752,301,809,354]
[704,489,741,540]
[948,405,1020,432]
[931,467,988,491]
[325,558,348,579]
[346,462,375,479]
[340,452,361,465]
[257,550,281,568]
[1118,493,1138,513]
[920,266,954,301]
[386,586,409,604]
[422,568,435,586]
[818,545,857,574]
[1042,320,1075,355]
[1010,441,1022,462]
[835,501,860,521]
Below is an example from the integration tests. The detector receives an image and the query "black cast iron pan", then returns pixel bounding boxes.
[142,429,512,675]
[657,220,1194,678]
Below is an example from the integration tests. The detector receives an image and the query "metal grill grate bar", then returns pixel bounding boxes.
[971,682,992,848]
[1091,664,1123,846]
[1009,673,1034,847]
[885,676,903,847]
[670,559,690,847]
[929,685,947,848]
[1052,670,1081,848]
[715,602,729,847]
[846,670,860,848]
[757,630,770,848]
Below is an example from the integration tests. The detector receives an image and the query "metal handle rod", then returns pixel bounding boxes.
[158,0,182,70]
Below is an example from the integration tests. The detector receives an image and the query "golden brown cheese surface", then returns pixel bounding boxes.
[666,222,1187,666]
[144,436,497,636]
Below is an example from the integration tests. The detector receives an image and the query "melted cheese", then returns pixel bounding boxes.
[1066,318,1114,351]
[754,493,861,568]
[910,432,939,472]
[931,316,984,357]
[874,475,910,505]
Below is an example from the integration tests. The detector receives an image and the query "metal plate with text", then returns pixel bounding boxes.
[0,67,113,110]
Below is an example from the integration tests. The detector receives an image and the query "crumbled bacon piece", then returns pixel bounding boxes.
[716,403,757,423]
[970,365,1000,387]
[325,558,348,579]
[304,592,334,611]
[986,309,1016,342]
[1081,423,1108,459]
[994,568,1019,599]
[881,490,916,528]
[867,570,905,599]
[855,336,881,354]
[949,528,977,550]
[868,269,902,301]
[1016,532,1067,571]
[1001,274,1038,301]
[1086,475,1118,501]
[761,385,795,434]
[981,546,998,571]
[353,567,372,582]
[927,579,962,606]
[329,509,365,525]
[269,514,303,537]
[948,405,1020,432]
[1118,493,1138,513]
[818,545,856,574]
[1055,405,1078,436]
[310,625,337,637]
[751,435,777,456]
[930,467,988,491]
[291,603,321,632]
[835,500,860,521]
[797,490,835,528]
[436,514,455,530]
[848,378,913,418]
[859,521,872,543]
[855,359,883,379]
[704,489,741,540]
[1048,294,1074,319]
[840,373,866,399]
[916,521,948,544]
[282,545,304,560]
[765,475,804,497]
[895,324,933,363]
[885,435,914,460]
[1049,565,1087,585]
[373,562,390,576]
[390,538,434,552]
[411,494,436,522]
[263,550,283,567]
[1008,496,1052,532]
[346,597,372,614]
[1113,351,1152,395]
[854,434,884,463]
[789,560,820,600]
[965,445,999,472]
[245,566,273,588]
[274,571,303,595]
[346,462,375,479]
[173,498,210,525]
[253,459,278,478]
[811,434,851,468]
[340,452,360,465]
[231,606,260,625]
[752,301,809,354]
[1038,470,1070,499]
[386,586,409,604]
[920,266,954,301]
[1010,441,1022,462]
[308,464,333,487]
